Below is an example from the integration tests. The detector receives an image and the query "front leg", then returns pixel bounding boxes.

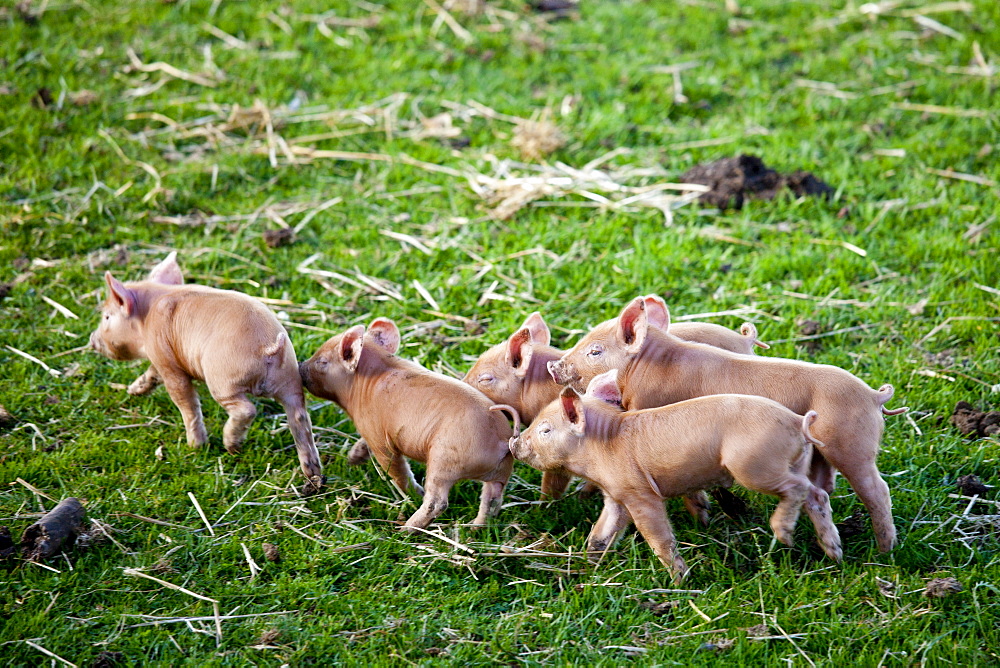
[128,364,162,396]
[369,444,423,498]
[624,495,688,582]
[160,372,208,448]
[586,493,632,557]
[540,470,573,500]
[682,491,711,526]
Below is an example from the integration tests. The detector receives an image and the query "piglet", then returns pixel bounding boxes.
[89,252,322,482]
[298,317,514,529]
[463,305,764,502]
[509,370,842,580]
[548,296,907,552]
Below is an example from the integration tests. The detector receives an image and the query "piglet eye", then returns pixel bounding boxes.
[586,346,603,358]
[478,374,495,384]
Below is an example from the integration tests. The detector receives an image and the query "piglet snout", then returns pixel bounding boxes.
[547,359,571,385]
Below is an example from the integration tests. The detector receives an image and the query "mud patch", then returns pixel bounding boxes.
[680,154,834,210]
[957,474,990,497]
[835,509,867,540]
[950,401,1000,438]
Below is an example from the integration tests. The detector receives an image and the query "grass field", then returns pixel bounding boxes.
[2,0,999,664]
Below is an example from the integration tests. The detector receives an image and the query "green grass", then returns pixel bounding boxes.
[2,0,999,664]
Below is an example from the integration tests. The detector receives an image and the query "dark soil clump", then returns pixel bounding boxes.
[957,474,990,496]
[263,227,295,248]
[20,497,87,561]
[950,401,1000,438]
[680,154,834,210]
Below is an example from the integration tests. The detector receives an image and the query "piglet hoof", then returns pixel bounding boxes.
[127,377,159,396]
[224,442,242,455]
[670,557,690,584]
[186,431,208,449]
[299,475,326,497]
[347,439,372,466]
[821,540,843,562]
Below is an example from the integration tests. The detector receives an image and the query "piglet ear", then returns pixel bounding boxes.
[521,311,551,346]
[339,325,366,373]
[367,317,400,354]
[642,295,670,330]
[147,251,184,285]
[617,297,648,354]
[559,386,586,437]
[505,328,534,378]
[585,369,622,407]
[105,272,136,316]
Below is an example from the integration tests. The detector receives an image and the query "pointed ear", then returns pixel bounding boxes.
[367,317,400,354]
[105,272,136,316]
[585,369,622,407]
[642,295,670,330]
[559,386,586,436]
[338,325,366,372]
[617,297,648,353]
[504,328,534,378]
[147,251,184,285]
[520,311,551,346]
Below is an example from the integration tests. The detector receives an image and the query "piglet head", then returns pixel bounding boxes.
[550,296,651,392]
[509,386,587,471]
[463,311,551,414]
[299,318,400,407]
[90,272,145,360]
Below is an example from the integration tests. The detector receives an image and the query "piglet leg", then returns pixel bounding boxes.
[624,496,688,582]
[681,491,711,526]
[803,485,842,561]
[766,476,810,547]
[586,495,632,557]
[403,471,456,529]
[277,390,323,480]
[213,392,257,454]
[840,461,896,552]
[161,372,208,447]
[471,481,506,525]
[540,470,573,499]
[128,364,162,396]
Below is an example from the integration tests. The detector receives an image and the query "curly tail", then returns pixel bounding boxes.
[490,404,521,439]
[263,331,287,358]
[801,411,826,448]
[740,322,770,349]
[876,384,908,416]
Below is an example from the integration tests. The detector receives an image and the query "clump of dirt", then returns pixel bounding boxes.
[20,497,86,561]
[257,628,281,645]
[0,283,12,303]
[950,401,1000,437]
[298,475,326,497]
[957,474,990,496]
[0,404,15,429]
[0,526,15,560]
[836,509,867,540]
[639,599,679,617]
[92,650,124,667]
[680,154,834,210]
[924,577,962,598]
[262,542,281,562]
[263,228,295,248]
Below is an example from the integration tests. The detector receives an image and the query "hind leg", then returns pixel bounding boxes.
[766,477,810,547]
[214,392,257,454]
[472,481,507,525]
[348,438,372,466]
[403,470,456,529]
[809,451,837,494]
[803,485,842,561]
[277,390,323,479]
[840,461,896,552]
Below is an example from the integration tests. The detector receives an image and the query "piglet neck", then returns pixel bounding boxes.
[620,328,684,409]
